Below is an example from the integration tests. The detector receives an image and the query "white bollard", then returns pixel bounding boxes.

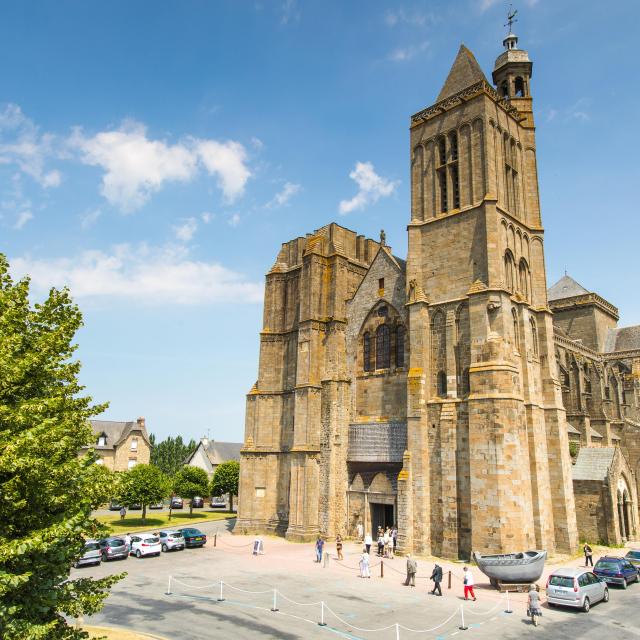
[459,604,468,631]
[318,601,327,626]
[271,589,279,612]
[395,621,400,640]
[505,589,512,614]
[217,580,225,602]
[166,575,172,595]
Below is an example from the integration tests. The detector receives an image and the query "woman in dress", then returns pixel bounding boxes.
[336,534,344,560]
[359,547,371,578]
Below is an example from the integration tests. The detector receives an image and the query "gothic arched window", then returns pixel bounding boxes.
[512,308,520,350]
[395,325,405,368]
[363,332,372,372]
[530,316,539,357]
[437,371,447,397]
[584,364,592,394]
[514,77,525,97]
[376,325,390,370]
[519,258,531,302]
[504,250,516,292]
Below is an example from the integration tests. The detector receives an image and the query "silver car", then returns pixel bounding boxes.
[546,567,609,612]
[159,529,185,552]
[75,540,102,568]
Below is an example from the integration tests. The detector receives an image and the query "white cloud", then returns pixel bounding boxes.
[480,0,537,12]
[14,210,33,229]
[80,208,102,229]
[339,162,397,215]
[266,181,301,208]
[70,120,251,212]
[388,41,429,62]
[0,104,62,188]
[173,217,198,242]
[194,139,250,202]
[385,8,428,27]
[201,211,215,223]
[11,243,263,306]
[280,0,300,24]
[227,213,241,227]
[250,137,264,151]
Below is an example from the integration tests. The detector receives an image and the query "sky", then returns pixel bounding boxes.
[1,0,639,443]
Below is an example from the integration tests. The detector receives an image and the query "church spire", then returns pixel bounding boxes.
[436,44,489,102]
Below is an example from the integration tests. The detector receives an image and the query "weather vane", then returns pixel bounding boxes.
[504,4,518,33]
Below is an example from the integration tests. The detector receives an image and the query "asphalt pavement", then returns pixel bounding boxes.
[75,524,640,640]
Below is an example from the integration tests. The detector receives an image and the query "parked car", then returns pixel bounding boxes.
[130,534,161,558]
[210,496,226,509]
[546,567,608,611]
[149,501,165,510]
[179,527,207,548]
[128,503,142,510]
[159,530,185,552]
[594,556,639,588]
[98,537,129,561]
[108,500,123,511]
[191,496,204,508]
[75,540,101,568]
[624,549,640,572]
[170,497,184,509]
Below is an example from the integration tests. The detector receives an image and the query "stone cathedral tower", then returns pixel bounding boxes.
[237,31,580,558]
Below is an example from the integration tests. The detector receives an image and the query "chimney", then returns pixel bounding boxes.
[137,417,146,429]
[201,436,209,447]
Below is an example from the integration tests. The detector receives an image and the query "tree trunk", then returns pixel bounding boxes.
[229,494,233,513]
[190,501,193,516]
[142,504,147,524]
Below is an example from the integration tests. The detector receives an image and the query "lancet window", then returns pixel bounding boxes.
[376,325,390,370]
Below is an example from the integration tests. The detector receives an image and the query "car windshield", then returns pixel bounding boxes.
[626,551,640,560]
[548,576,574,588]
[110,539,125,546]
[595,561,620,570]
[144,537,160,544]
[171,532,183,538]
[84,542,100,551]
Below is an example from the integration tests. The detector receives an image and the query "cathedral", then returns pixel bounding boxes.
[237,31,640,558]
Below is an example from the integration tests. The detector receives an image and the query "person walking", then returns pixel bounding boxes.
[404,554,417,587]
[336,534,344,561]
[124,532,132,553]
[377,530,385,557]
[463,566,476,601]
[383,528,391,558]
[583,542,593,567]
[364,532,372,555]
[315,536,324,563]
[392,526,398,554]
[527,584,542,626]
[359,548,371,578]
[387,530,395,559]
[430,563,443,596]
[119,506,126,520]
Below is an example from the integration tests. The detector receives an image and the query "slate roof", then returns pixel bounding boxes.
[186,440,242,466]
[437,45,489,102]
[604,325,640,353]
[88,419,149,450]
[567,423,581,435]
[547,275,590,301]
[572,446,616,482]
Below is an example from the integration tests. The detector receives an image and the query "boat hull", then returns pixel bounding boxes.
[473,550,547,584]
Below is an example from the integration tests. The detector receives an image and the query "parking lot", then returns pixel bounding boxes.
[76,524,640,639]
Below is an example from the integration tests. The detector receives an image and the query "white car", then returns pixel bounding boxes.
[129,534,161,558]
[159,529,185,552]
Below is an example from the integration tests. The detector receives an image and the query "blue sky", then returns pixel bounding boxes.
[1,1,639,442]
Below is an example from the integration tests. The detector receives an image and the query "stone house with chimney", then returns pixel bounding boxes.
[82,417,151,471]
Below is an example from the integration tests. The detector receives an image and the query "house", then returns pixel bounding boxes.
[83,417,151,471]
[184,437,242,478]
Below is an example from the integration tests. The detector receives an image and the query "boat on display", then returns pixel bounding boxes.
[473,550,547,584]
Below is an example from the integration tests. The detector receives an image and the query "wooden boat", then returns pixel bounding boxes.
[473,550,547,584]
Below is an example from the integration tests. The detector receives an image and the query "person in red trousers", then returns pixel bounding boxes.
[463,566,477,601]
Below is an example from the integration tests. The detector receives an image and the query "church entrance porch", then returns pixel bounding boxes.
[370,502,395,536]
[347,467,399,539]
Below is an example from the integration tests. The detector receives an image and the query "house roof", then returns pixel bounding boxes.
[572,446,616,481]
[88,419,149,450]
[547,275,590,302]
[186,440,243,466]
[437,44,489,102]
[604,325,640,353]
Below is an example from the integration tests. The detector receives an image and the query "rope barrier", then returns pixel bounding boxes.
[222,582,273,595]
[322,603,399,633]
[275,591,323,607]
[463,594,507,617]
[397,606,460,633]
[215,536,255,548]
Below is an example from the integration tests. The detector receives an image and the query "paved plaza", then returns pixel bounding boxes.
[75,520,640,639]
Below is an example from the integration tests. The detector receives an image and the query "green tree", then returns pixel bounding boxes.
[210,460,240,512]
[117,464,169,523]
[0,254,124,639]
[149,434,197,477]
[173,465,209,515]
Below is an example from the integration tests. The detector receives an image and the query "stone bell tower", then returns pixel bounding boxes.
[402,32,578,556]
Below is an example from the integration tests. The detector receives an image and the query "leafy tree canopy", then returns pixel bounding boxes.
[173,465,209,514]
[210,460,240,512]
[149,434,197,477]
[116,464,169,522]
[0,254,123,639]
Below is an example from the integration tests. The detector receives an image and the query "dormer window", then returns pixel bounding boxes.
[97,433,107,447]
[131,437,138,451]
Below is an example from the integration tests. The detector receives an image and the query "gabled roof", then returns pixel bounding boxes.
[437,44,489,102]
[88,419,149,450]
[548,275,590,301]
[567,423,581,435]
[604,325,640,353]
[572,446,616,482]
[186,440,242,466]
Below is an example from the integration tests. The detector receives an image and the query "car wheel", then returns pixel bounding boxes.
[582,597,590,613]
[622,578,627,590]
[162,544,168,552]
[135,550,142,558]
[603,588,609,603]
[547,602,555,608]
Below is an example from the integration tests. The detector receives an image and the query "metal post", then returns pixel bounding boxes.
[217,580,225,602]
[459,604,468,631]
[324,550,329,567]
[166,575,172,595]
[318,601,327,626]
[448,570,452,589]
[381,560,384,578]
[214,533,217,547]
[505,590,512,614]
[271,589,279,612]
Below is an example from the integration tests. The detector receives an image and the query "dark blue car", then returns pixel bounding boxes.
[594,556,639,588]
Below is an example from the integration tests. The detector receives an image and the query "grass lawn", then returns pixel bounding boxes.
[97,510,235,534]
